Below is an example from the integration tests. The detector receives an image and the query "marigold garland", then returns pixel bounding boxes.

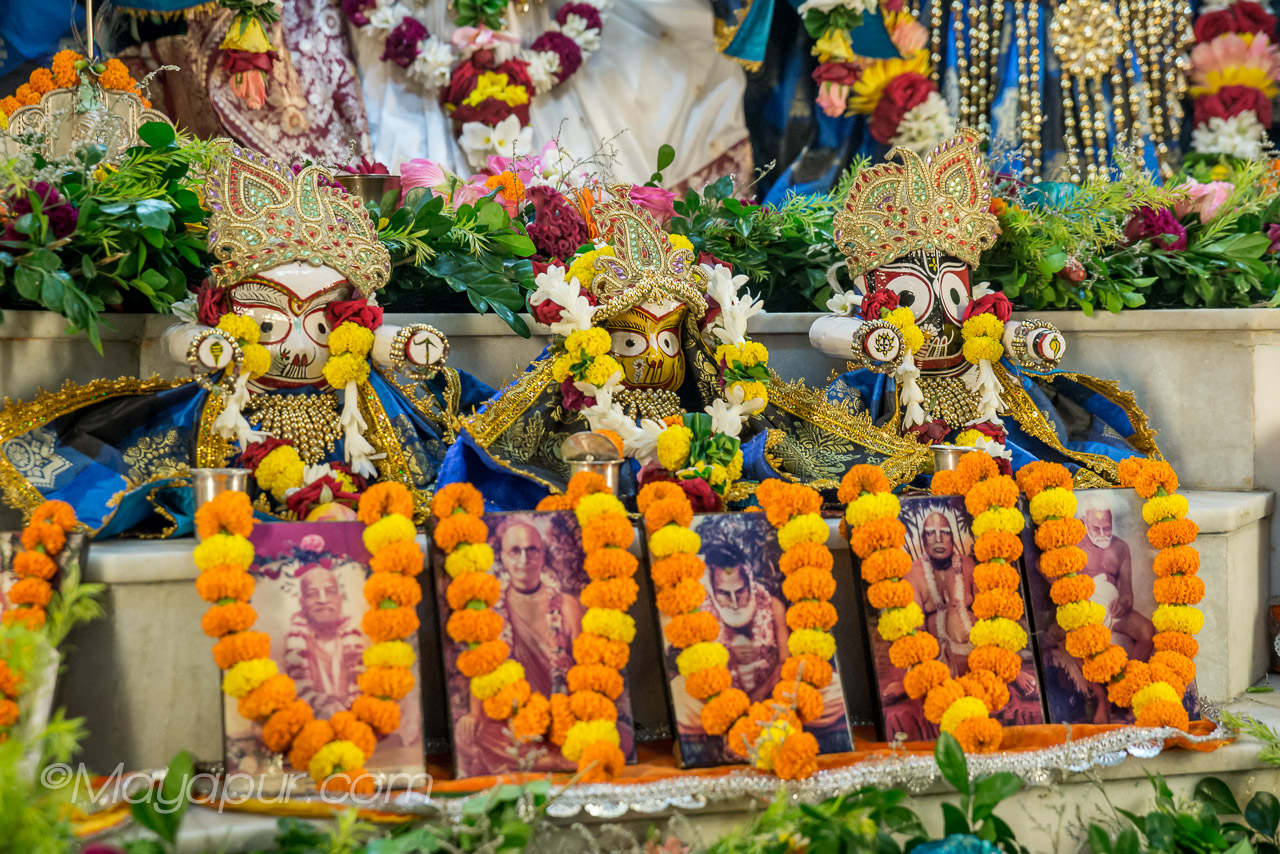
[1019,458,1201,732]
[196,485,422,792]
[5,500,78,632]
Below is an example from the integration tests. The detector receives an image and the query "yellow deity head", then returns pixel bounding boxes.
[604,300,687,390]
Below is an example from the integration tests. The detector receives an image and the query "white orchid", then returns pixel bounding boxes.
[825,290,860,316]
[521,48,562,96]
[407,36,456,92]
[530,265,596,335]
[891,91,956,155]
[622,418,665,466]
[707,384,765,438]
[703,264,763,346]
[458,116,533,171]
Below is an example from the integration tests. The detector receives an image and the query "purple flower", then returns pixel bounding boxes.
[341,0,375,25]
[628,185,677,225]
[530,31,582,82]
[560,377,594,411]
[1267,223,1280,254]
[527,186,587,261]
[3,181,79,241]
[555,2,603,31]
[382,18,428,68]
[1123,206,1186,251]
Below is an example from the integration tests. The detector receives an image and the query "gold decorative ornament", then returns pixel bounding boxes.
[2,89,172,163]
[244,393,342,464]
[614,387,685,421]
[390,323,449,375]
[185,328,244,395]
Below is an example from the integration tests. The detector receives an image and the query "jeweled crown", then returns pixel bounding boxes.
[588,186,708,320]
[833,129,999,279]
[205,142,390,295]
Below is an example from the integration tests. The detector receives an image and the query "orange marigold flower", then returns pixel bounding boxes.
[433,514,489,552]
[782,566,837,602]
[700,687,749,735]
[973,562,1020,592]
[1039,546,1088,579]
[644,497,693,534]
[51,50,81,87]
[369,539,425,576]
[358,665,415,700]
[663,612,720,649]
[212,631,271,670]
[98,59,132,90]
[536,494,572,511]
[1153,631,1199,659]
[781,654,834,688]
[569,690,617,722]
[959,669,1009,712]
[195,492,253,539]
[483,677,532,720]
[725,712,763,758]
[12,551,56,580]
[512,691,551,741]
[201,602,257,637]
[568,664,624,700]
[457,640,510,678]
[954,452,999,491]
[574,633,632,669]
[1135,698,1189,731]
[1035,517,1086,551]
[261,699,314,752]
[576,741,625,783]
[567,471,612,506]
[838,465,890,503]
[868,579,915,610]
[930,469,961,496]
[1107,661,1151,708]
[761,482,822,528]
[431,483,484,520]
[195,568,254,604]
[0,95,20,116]
[321,769,376,795]
[774,730,820,780]
[288,719,335,773]
[583,514,635,551]
[1153,546,1200,578]
[581,577,639,611]
[7,578,50,608]
[637,481,686,514]
[584,548,639,580]
[1149,519,1198,550]
[1014,461,1073,499]
[923,678,966,724]
[891,633,941,672]
[364,606,420,643]
[972,589,1024,621]
[860,548,911,584]
[849,517,906,558]
[358,482,416,526]
[954,716,1004,753]
[447,572,500,611]
[14,84,38,106]
[974,531,1023,564]
[0,660,22,697]
[969,646,1022,683]
[650,553,705,588]
[685,666,732,700]
[779,542,834,576]
[549,692,576,745]
[786,601,838,632]
[352,695,401,736]
[655,577,705,616]
[965,477,1019,517]
[31,500,78,533]
[1050,574,1095,606]
[1118,458,1178,499]
[445,608,501,645]
[1082,645,1128,684]
[3,608,45,631]
[22,522,65,555]
[772,679,824,723]
[1153,575,1205,606]
[1066,623,1112,659]
[1150,650,1196,688]
[238,673,297,721]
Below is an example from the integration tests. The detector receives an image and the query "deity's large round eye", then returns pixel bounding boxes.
[246,308,290,345]
[656,330,680,357]
[610,330,648,357]
[303,309,332,346]
[883,273,933,321]
[940,270,971,324]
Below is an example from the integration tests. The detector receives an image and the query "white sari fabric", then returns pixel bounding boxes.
[350,0,750,186]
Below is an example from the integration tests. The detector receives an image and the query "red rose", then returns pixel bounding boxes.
[860,289,901,320]
[238,438,293,472]
[532,298,565,325]
[325,298,383,331]
[813,62,860,87]
[285,476,361,519]
[962,292,1013,323]
[1058,256,1086,284]
[869,73,934,145]
[637,460,676,486]
[907,419,949,444]
[1232,0,1277,35]
[971,422,1007,443]
[996,457,1012,476]
[1195,84,1272,126]
[679,476,723,512]
[698,251,730,270]
[196,279,230,327]
[442,59,482,111]
[560,377,594,411]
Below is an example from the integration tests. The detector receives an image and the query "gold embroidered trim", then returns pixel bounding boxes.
[995,367,1122,483]
[466,359,557,449]
[139,477,189,540]
[1054,372,1164,460]
[196,391,234,468]
[373,364,465,443]
[714,2,753,56]
[357,379,432,523]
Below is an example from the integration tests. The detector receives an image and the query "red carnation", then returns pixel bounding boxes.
[381,18,428,68]
[555,2,603,31]
[1195,1,1277,41]
[962,292,1013,323]
[971,422,1007,443]
[679,476,723,512]
[446,58,533,126]
[285,475,361,519]
[326,298,383,331]
[860,289,901,320]
[1194,84,1272,126]
[196,279,230,327]
[869,73,934,145]
[530,32,583,82]
[908,419,949,444]
[813,62,860,87]
[238,438,293,472]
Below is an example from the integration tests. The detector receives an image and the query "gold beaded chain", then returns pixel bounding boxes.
[918,375,983,428]
[245,392,342,464]
[614,387,684,422]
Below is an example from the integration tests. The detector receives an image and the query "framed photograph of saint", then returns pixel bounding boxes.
[857,495,1046,742]
[222,522,427,789]
[432,510,638,777]
[1023,489,1200,725]
[656,513,856,769]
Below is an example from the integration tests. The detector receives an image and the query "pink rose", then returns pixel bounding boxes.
[1175,179,1234,223]
[816,82,851,118]
[629,185,677,225]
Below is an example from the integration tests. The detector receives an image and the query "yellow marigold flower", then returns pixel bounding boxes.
[323,352,371,388]
[217,313,260,344]
[962,336,1004,365]
[954,429,985,447]
[363,515,418,554]
[1143,494,1190,525]
[656,425,693,472]
[939,696,989,734]
[1152,604,1205,635]
[649,524,700,558]
[972,507,1024,537]
[845,492,901,528]
[900,323,925,354]
[668,234,694,254]
[737,341,769,366]
[364,640,416,669]
[584,355,622,386]
[445,543,494,577]
[242,344,271,379]
[730,380,769,405]
[778,513,829,551]
[1057,600,1106,632]
[567,247,614,289]
[552,355,573,382]
[194,533,255,572]
[566,327,612,358]
[256,445,305,500]
[222,658,277,699]
[561,719,620,762]
[471,659,525,700]
[884,307,916,329]
[308,739,366,780]
[969,617,1028,652]
[707,463,729,487]
[676,641,729,677]
[753,718,797,772]
[575,493,627,526]
[1030,488,1078,524]
[877,602,924,641]
[1131,681,1181,715]
[728,451,744,483]
[329,322,375,356]
[581,608,636,644]
[788,628,837,659]
[715,343,743,365]
[963,314,1005,340]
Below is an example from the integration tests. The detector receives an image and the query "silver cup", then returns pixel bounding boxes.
[191,468,250,520]
[931,444,970,473]
[561,433,624,495]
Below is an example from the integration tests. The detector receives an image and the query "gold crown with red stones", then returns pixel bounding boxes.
[833,129,999,279]
[205,142,390,294]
